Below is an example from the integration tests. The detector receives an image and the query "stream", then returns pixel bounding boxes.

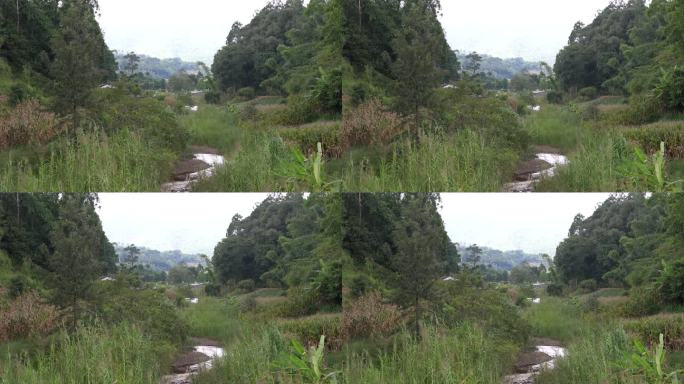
[161,153,226,192]
[160,344,225,384]
[504,152,569,192]
[503,344,567,384]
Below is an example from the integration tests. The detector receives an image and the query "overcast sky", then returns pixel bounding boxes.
[97,0,611,64]
[97,193,610,257]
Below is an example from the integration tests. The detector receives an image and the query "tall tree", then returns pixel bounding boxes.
[48,194,107,330]
[389,194,446,339]
[51,0,109,128]
[391,0,446,134]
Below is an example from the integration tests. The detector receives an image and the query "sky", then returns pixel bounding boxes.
[439,0,614,63]
[96,0,612,65]
[97,193,611,257]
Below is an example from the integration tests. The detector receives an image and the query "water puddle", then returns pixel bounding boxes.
[503,345,567,384]
[162,153,225,192]
[505,152,568,192]
[160,345,225,384]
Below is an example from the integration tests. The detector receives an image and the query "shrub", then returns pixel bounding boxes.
[237,87,256,100]
[547,90,563,104]
[578,86,598,100]
[579,279,598,293]
[91,283,187,344]
[237,279,256,293]
[239,295,257,313]
[0,291,60,342]
[624,315,684,350]
[9,83,37,106]
[0,99,61,149]
[654,260,684,305]
[278,314,342,350]
[271,286,320,318]
[581,296,600,313]
[621,287,661,318]
[278,122,343,158]
[654,66,684,112]
[546,283,565,296]
[340,98,405,150]
[341,291,402,340]
[308,67,342,115]
[8,275,32,299]
[622,121,684,157]
[205,282,221,297]
[204,90,222,104]
[269,94,318,126]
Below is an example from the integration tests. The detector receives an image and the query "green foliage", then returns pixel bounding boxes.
[278,314,342,351]
[238,279,256,293]
[625,315,684,350]
[274,335,339,384]
[626,334,684,383]
[579,278,599,293]
[0,323,176,384]
[279,122,343,158]
[655,66,684,112]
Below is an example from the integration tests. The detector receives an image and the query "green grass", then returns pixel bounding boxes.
[181,297,245,345]
[340,325,518,384]
[334,130,519,192]
[181,105,242,155]
[524,297,590,343]
[0,130,176,192]
[0,323,176,384]
[524,105,584,153]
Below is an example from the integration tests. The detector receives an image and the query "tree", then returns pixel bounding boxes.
[464,244,483,269]
[48,194,107,330]
[123,51,140,76]
[390,194,446,339]
[123,244,140,267]
[391,1,447,135]
[51,0,109,128]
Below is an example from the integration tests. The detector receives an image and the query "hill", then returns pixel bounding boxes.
[457,244,546,271]
[114,53,201,79]
[113,244,205,271]
[456,52,542,79]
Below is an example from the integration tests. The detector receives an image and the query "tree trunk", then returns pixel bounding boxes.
[414,296,420,339]
[16,0,20,32]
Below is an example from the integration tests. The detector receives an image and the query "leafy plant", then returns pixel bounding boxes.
[274,335,339,384]
[276,143,341,192]
[626,334,683,383]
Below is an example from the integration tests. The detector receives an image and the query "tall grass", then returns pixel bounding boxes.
[181,297,245,344]
[337,130,519,192]
[524,297,589,343]
[524,105,584,152]
[535,326,637,384]
[180,106,242,155]
[0,130,176,192]
[0,323,175,384]
[341,325,518,384]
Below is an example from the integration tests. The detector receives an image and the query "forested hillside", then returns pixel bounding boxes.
[554,193,684,314]
[113,244,205,271]
[457,244,546,271]
[114,53,201,79]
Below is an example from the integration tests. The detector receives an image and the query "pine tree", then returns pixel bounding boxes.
[48,194,105,330]
[390,194,446,339]
[51,0,107,129]
[391,1,446,137]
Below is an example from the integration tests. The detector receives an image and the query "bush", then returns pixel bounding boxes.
[204,90,222,104]
[654,260,684,305]
[622,121,684,157]
[205,282,221,297]
[91,283,187,344]
[547,90,563,104]
[624,315,684,350]
[238,295,257,313]
[278,314,342,350]
[8,275,32,298]
[269,94,318,126]
[278,122,342,158]
[237,87,256,100]
[0,291,60,342]
[655,66,684,112]
[579,279,598,293]
[9,83,37,106]
[546,283,565,296]
[237,279,256,293]
[578,86,598,100]
[0,99,60,149]
[621,287,661,318]
[341,98,405,150]
[341,291,402,340]
[270,286,320,318]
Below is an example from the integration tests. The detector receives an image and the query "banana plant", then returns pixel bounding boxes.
[274,335,339,384]
[627,333,683,383]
